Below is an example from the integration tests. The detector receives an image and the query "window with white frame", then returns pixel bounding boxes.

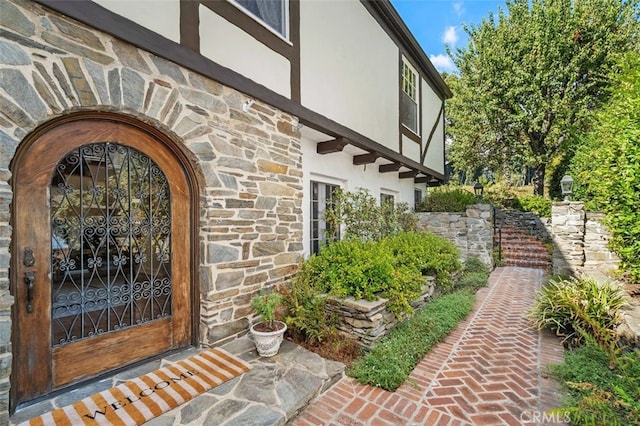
[233,0,288,39]
[401,59,419,134]
[310,181,340,255]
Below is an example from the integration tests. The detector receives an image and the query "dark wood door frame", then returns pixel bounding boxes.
[10,112,200,411]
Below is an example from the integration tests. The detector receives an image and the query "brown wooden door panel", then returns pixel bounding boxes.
[12,117,193,405]
[52,318,173,387]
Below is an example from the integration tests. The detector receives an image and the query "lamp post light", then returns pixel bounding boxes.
[560,174,574,201]
[473,181,484,202]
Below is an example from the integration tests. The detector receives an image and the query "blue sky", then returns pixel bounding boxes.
[389,0,505,72]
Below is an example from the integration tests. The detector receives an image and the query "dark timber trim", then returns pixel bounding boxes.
[399,170,419,179]
[353,152,380,165]
[200,0,293,59]
[33,0,445,181]
[180,1,200,52]
[421,103,444,163]
[361,0,452,100]
[379,163,402,173]
[317,138,349,154]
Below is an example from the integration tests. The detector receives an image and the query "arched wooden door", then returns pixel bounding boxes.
[12,117,194,406]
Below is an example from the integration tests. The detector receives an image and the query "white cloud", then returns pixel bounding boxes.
[453,2,465,17]
[442,26,458,46]
[429,54,456,73]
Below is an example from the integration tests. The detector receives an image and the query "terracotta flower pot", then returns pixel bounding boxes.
[250,320,287,357]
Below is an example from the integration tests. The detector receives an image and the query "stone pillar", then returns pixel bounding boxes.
[551,202,585,276]
[584,212,620,275]
[466,204,494,269]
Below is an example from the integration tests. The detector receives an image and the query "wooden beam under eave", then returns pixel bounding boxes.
[316,138,349,154]
[379,163,402,173]
[414,176,433,184]
[399,170,420,179]
[353,152,380,165]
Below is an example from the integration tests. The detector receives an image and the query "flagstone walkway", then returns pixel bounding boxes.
[292,266,566,426]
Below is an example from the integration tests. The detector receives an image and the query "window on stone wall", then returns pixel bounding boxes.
[401,59,420,135]
[233,0,288,39]
[311,181,339,255]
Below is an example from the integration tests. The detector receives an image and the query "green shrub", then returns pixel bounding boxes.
[416,186,477,212]
[513,195,552,217]
[279,267,334,344]
[347,290,475,391]
[305,239,395,301]
[463,257,490,275]
[325,188,417,242]
[549,345,640,425]
[383,232,461,292]
[529,276,626,360]
[568,52,640,283]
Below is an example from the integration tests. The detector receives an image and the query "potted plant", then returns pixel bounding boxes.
[250,292,287,357]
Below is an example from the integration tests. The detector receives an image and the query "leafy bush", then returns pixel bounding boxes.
[416,186,478,212]
[325,188,417,242]
[568,52,640,283]
[512,195,552,217]
[529,276,626,361]
[347,290,475,391]
[549,344,640,425]
[383,232,461,292]
[279,268,334,344]
[304,239,395,301]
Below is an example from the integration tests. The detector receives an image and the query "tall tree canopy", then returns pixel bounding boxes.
[446,0,639,195]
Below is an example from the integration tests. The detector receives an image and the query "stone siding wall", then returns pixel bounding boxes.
[0,1,303,418]
[551,202,619,277]
[416,204,493,268]
[325,277,436,349]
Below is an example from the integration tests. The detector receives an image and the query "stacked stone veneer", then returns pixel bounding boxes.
[325,277,436,349]
[551,202,619,277]
[494,208,551,241]
[0,1,304,419]
[416,204,494,268]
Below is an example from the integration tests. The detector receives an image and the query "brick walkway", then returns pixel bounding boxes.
[292,267,565,426]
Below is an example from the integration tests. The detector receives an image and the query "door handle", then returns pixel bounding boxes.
[24,271,34,313]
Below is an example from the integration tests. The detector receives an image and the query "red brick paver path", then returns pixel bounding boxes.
[293,267,565,426]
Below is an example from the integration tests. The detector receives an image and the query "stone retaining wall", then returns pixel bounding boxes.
[325,277,436,349]
[416,204,493,268]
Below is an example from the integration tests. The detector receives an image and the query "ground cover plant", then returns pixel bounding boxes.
[549,344,640,425]
[530,273,638,424]
[346,258,489,391]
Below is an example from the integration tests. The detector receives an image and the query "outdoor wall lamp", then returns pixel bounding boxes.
[473,181,484,201]
[242,99,255,112]
[560,174,574,201]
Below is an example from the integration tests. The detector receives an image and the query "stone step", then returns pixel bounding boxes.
[503,258,552,268]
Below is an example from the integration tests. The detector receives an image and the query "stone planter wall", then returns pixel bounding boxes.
[416,204,493,268]
[325,276,436,349]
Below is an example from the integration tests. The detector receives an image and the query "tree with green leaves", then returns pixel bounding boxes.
[446,0,639,195]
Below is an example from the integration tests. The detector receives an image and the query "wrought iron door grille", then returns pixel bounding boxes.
[50,143,172,346]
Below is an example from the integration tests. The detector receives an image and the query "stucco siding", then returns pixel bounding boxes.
[299,0,398,151]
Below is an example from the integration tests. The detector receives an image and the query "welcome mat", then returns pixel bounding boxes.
[21,348,251,426]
